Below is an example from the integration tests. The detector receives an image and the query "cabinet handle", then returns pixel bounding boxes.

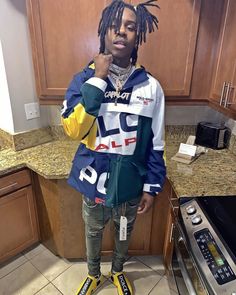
[169,223,174,243]
[225,86,235,107]
[220,81,227,106]
[0,182,18,195]
[224,82,231,107]
[175,237,198,295]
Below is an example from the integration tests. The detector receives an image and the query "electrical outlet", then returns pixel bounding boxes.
[24,102,40,120]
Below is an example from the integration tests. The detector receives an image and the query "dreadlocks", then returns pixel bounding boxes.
[98,0,159,65]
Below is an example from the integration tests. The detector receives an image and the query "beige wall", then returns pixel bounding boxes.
[0,40,14,133]
[0,0,50,133]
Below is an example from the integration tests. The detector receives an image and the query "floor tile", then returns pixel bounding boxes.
[35,283,62,294]
[100,256,113,277]
[94,280,117,295]
[122,258,162,295]
[0,261,48,295]
[30,248,71,281]
[135,255,165,275]
[52,261,106,295]
[165,273,179,292]
[0,254,27,279]
[149,276,178,295]
[23,243,47,260]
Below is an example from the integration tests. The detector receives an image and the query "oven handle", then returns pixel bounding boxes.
[175,236,197,295]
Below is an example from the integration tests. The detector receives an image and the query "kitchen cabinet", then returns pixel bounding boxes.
[163,183,179,270]
[102,179,170,255]
[27,0,201,103]
[0,169,39,263]
[102,205,154,256]
[131,0,201,97]
[163,206,174,270]
[210,0,236,112]
[26,0,110,102]
[34,174,170,258]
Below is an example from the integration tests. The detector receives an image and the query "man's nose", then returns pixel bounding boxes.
[117,24,126,35]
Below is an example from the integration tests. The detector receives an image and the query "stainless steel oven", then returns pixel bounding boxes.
[172,222,209,294]
[170,197,236,295]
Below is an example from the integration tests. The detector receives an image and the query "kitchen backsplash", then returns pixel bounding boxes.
[165,125,196,142]
[0,124,235,156]
[0,127,53,151]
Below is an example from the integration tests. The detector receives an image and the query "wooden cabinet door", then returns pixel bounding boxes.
[0,186,39,263]
[130,0,201,96]
[149,179,171,255]
[163,185,178,270]
[163,206,174,270]
[102,180,171,256]
[27,0,201,101]
[27,0,110,99]
[210,0,236,106]
[102,206,153,256]
[128,207,153,255]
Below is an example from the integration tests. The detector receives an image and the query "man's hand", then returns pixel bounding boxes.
[137,192,154,214]
[94,53,113,80]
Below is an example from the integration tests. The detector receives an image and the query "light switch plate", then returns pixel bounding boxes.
[24,102,40,120]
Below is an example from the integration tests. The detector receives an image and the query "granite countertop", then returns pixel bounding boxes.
[0,140,78,179]
[0,138,235,197]
[166,141,236,197]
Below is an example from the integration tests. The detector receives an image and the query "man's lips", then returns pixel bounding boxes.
[113,39,126,49]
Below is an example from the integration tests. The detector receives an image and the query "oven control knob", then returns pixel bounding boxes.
[186,205,196,215]
[191,215,202,225]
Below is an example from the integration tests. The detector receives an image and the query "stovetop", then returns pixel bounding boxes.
[197,196,236,261]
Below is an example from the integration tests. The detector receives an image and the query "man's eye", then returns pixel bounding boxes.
[127,25,136,31]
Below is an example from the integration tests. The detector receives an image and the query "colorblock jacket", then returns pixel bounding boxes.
[61,62,166,207]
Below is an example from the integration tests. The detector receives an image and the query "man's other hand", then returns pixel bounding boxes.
[137,192,154,214]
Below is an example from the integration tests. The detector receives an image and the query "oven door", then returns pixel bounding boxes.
[171,223,209,295]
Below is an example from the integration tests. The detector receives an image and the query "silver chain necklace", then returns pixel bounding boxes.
[109,63,133,105]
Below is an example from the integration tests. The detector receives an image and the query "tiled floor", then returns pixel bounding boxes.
[0,244,178,295]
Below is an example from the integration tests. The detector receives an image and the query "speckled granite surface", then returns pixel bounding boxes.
[0,140,78,179]
[0,129,13,151]
[0,127,53,151]
[166,139,236,197]
[12,127,53,151]
[0,132,235,197]
[229,134,236,156]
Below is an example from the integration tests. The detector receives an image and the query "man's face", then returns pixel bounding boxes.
[105,7,137,65]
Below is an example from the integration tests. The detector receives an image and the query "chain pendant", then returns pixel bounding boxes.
[108,64,132,106]
[114,78,122,106]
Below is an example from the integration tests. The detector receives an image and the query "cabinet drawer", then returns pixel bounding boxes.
[0,170,31,197]
[0,186,39,262]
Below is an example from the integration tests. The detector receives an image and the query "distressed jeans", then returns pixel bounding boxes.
[82,196,140,276]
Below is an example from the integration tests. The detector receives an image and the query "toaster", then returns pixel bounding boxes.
[195,122,231,149]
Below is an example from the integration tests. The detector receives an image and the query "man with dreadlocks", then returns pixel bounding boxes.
[61,0,166,294]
